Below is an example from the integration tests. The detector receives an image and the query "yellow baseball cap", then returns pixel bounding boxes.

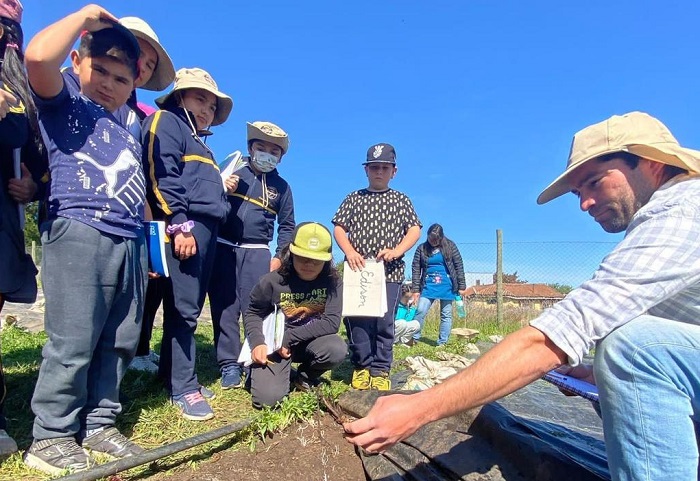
[289,222,332,262]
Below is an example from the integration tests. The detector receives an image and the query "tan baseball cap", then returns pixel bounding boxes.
[538,111,700,204]
[155,68,233,126]
[247,121,289,154]
[119,17,175,91]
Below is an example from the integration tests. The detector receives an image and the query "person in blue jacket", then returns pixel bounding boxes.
[208,121,295,390]
[142,67,233,421]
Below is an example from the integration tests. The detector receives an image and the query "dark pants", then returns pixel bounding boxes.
[135,277,165,357]
[158,217,218,397]
[208,245,270,371]
[344,282,400,375]
[250,334,347,408]
[32,218,146,439]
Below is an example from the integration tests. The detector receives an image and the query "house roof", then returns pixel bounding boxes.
[464,283,565,300]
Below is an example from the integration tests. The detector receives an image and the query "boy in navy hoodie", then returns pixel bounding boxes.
[24,4,147,475]
[208,121,295,389]
[143,67,233,421]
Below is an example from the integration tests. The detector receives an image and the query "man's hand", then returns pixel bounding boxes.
[252,345,268,365]
[270,257,281,272]
[345,249,365,271]
[80,4,119,32]
[277,346,291,359]
[173,231,196,260]
[0,90,18,120]
[224,174,239,195]
[376,248,400,263]
[8,163,37,204]
[344,393,424,453]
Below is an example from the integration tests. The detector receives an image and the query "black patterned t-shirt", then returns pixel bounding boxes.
[332,188,421,283]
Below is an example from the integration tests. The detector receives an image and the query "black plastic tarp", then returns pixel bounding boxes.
[337,378,609,481]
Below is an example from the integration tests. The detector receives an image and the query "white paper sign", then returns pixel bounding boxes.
[342,259,388,317]
[238,305,285,366]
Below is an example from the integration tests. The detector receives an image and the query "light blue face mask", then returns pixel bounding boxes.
[251,151,279,173]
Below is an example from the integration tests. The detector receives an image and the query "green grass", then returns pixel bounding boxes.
[0,303,526,480]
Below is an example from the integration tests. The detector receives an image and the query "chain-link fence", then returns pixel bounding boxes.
[414,234,618,328]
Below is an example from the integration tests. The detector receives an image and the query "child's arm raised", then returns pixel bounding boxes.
[25,4,118,99]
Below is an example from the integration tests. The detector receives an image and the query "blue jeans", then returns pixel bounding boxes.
[413,297,453,345]
[595,315,700,480]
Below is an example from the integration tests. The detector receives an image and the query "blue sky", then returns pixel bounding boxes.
[24,1,700,286]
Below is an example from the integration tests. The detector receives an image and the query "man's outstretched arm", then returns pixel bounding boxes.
[343,325,567,452]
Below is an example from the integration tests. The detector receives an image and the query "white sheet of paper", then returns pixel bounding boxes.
[342,259,387,317]
[238,305,285,366]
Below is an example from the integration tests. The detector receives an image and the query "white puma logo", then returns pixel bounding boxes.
[74,149,145,217]
[74,150,141,197]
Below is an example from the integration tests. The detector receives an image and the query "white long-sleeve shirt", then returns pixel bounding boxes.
[531,174,700,365]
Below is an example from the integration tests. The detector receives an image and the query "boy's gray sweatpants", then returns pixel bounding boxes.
[31,217,147,440]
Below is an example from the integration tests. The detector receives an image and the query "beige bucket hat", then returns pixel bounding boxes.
[538,111,700,204]
[119,17,175,91]
[247,121,289,154]
[155,68,233,126]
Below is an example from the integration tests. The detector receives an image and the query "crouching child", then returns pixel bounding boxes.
[244,222,347,408]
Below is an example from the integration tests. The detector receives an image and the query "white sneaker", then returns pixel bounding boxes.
[147,350,160,364]
[0,429,18,457]
[128,355,158,373]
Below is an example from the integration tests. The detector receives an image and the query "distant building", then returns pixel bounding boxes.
[464,283,565,311]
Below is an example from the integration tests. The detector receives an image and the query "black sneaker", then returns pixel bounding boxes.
[24,437,94,475]
[292,371,323,392]
[81,427,145,459]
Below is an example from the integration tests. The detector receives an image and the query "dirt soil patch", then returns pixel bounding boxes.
[159,414,366,481]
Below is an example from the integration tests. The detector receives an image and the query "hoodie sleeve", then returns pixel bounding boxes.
[283,278,342,347]
[243,273,276,348]
[142,111,189,226]
[274,185,295,257]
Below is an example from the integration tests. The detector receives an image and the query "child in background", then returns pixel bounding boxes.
[332,143,421,391]
[143,67,233,421]
[116,16,176,374]
[394,284,420,347]
[244,222,346,408]
[0,0,45,458]
[24,5,147,475]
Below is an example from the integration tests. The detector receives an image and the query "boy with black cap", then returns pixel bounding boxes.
[332,143,421,390]
[24,4,147,474]
[208,121,295,390]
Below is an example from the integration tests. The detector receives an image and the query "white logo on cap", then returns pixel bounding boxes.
[307,237,320,250]
[372,145,384,159]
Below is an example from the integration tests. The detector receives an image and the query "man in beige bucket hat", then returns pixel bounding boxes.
[344,111,700,481]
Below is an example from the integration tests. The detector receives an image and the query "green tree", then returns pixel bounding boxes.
[493,271,527,284]
[23,201,40,248]
[547,282,573,295]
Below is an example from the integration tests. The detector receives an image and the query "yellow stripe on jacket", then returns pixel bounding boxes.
[146,111,172,216]
[230,192,278,215]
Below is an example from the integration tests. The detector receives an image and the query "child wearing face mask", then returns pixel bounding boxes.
[208,121,295,390]
[141,67,233,421]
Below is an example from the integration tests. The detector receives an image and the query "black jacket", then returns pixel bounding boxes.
[411,238,466,294]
